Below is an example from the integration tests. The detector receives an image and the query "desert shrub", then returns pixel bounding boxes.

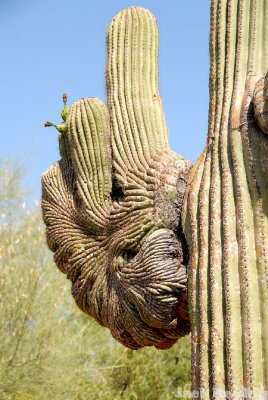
[0,159,190,400]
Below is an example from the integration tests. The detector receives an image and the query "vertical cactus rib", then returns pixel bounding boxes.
[220,0,243,393]
[183,0,268,397]
[208,0,226,393]
[263,1,268,72]
[196,151,211,395]
[182,151,206,392]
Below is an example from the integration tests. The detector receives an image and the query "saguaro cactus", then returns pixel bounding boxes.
[41,1,268,398]
[42,7,191,350]
[183,0,268,398]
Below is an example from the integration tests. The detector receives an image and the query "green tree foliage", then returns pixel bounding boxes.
[0,159,190,400]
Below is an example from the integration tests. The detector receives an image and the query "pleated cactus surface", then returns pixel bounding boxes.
[182,0,268,397]
[42,7,191,350]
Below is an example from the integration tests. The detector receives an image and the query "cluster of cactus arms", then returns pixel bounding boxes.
[42,0,267,398]
[42,7,191,350]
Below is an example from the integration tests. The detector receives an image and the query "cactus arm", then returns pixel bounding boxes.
[67,99,112,220]
[106,7,170,183]
[183,0,268,397]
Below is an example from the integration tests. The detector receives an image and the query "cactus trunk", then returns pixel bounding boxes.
[183,0,268,398]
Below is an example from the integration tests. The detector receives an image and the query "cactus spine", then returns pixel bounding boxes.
[183,0,268,397]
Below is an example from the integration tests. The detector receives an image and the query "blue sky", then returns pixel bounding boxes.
[0,0,210,201]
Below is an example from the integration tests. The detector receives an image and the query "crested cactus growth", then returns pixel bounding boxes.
[41,1,268,398]
[42,7,191,350]
[183,0,268,397]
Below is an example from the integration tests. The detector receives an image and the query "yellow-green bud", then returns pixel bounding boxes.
[61,105,69,122]
[56,123,67,134]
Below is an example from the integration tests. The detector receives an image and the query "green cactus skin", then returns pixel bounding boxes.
[42,7,191,350]
[182,0,268,397]
[61,105,69,122]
